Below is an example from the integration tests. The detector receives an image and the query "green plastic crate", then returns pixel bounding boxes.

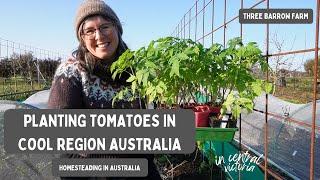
[196,127,238,142]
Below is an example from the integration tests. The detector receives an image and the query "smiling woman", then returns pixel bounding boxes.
[47,0,161,179]
[81,17,119,61]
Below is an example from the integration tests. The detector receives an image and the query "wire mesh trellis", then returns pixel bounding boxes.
[0,37,66,100]
[0,38,67,62]
[171,0,319,179]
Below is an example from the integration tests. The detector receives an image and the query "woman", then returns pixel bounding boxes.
[48,0,161,179]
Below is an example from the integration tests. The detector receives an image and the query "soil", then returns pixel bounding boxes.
[155,146,226,180]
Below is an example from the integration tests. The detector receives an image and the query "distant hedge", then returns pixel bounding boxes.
[0,52,60,79]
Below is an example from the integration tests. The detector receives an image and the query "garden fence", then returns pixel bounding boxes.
[0,37,65,100]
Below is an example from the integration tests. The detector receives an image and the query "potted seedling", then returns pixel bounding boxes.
[203,38,272,128]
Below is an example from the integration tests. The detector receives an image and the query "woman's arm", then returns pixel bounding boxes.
[48,60,84,109]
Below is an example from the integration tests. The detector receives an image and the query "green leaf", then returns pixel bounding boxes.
[194,46,200,55]
[118,91,124,99]
[131,81,137,95]
[232,105,241,119]
[136,70,144,84]
[156,85,164,94]
[111,69,120,80]
[126,75,136,82]
[149,91,157,103]
[177,53,189,61]
[146,87,154,96]
[264,82,273,93]
[170,58,180,77]
[145,61,157,69]
[142,72,149,86]
[246,102,254,112]
[185,47,195,55]
[110,62,116,73]
[252,81,262,95]
[224,93,235,108]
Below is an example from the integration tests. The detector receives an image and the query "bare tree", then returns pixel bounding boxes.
[269,32,304,95]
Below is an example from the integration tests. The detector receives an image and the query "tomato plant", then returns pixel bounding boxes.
[111,37,272,119]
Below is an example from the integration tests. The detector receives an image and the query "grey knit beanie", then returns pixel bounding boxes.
[75,0,123,40]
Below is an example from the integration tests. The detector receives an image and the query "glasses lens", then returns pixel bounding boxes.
[83,24,113,40]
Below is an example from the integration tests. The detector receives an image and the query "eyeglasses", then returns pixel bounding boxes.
[82,23,114,40]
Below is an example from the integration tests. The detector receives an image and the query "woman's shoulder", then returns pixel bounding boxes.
[54,57,86,81]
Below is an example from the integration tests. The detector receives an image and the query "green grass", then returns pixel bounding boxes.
[0,77,50,101]
[273,76,319,104]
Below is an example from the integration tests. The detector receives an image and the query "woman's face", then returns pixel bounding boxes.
[81,16,119,61]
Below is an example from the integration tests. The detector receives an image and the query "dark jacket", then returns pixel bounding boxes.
[48,58,161,180]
